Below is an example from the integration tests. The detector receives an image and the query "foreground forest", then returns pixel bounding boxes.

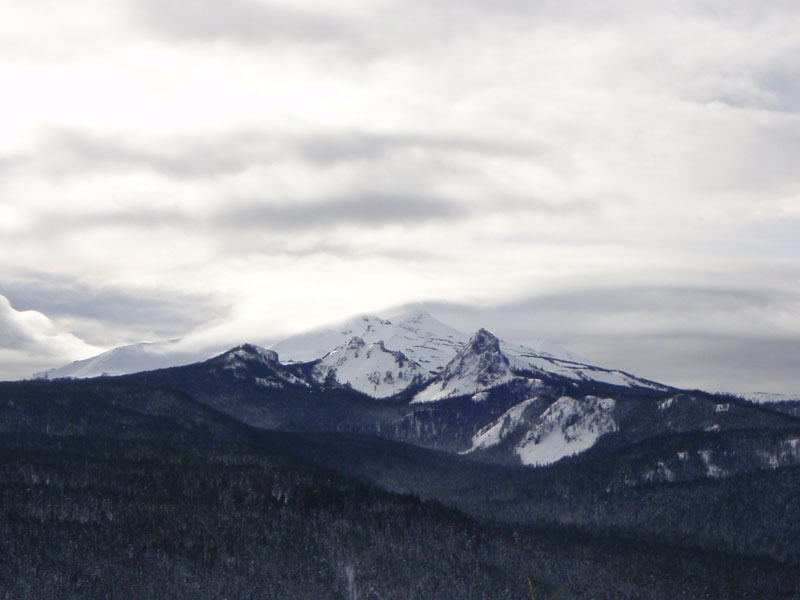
[1,376,799,599]
[2,436,796,600]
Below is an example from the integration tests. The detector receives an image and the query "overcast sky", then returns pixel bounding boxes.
[1,0,799,393]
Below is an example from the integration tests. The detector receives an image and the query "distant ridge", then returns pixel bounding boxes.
[33,309,663,399]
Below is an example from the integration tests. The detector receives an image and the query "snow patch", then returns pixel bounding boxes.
[467,397,541,452]
[255,377,281,389]
[515,396,617,466]
[698,450,724,478]
[733,391,800,404]
[659,397,677,411]
[644,461,675,483]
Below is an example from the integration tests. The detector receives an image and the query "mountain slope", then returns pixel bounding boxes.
[33,339,222,380]
[413,328,668,404]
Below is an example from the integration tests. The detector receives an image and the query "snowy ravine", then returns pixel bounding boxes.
[468,396,543,452]
[467,395,618,466]
[311,337,427,398]
[516,396,617,466]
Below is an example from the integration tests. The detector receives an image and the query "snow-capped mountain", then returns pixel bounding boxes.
[33,308,664,402]
[33,340,220,380]
[45,316,797,476]
[311,337,426,398]
[270,309,468,372]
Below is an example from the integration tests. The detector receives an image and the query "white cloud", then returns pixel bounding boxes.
[0,295,103,379]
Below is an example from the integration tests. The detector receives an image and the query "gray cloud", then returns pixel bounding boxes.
[0,269,228,346]
[15,193,464,239]
[136,0,358,45]
[416,284,800,393]
[133,0,800,59]
[225,237,438,261]
[428,285,800,339]
[292,132,556,167]
[217,193,461,230]
[36,127,554,179]
[578,335,800,396]
[754,57,800,112]
[40,129,264,179]
[0,154,31,181]
[16,126,583,243]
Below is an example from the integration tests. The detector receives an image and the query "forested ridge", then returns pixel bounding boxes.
[1,376,799,598]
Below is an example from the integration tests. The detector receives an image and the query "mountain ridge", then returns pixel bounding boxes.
[32,309,668,396]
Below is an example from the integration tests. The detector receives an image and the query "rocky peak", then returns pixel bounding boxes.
[229,344,280,365]
[413,329,514,402]
[447,329,510,383]
[465,328,502,355]
[343,337,367,352]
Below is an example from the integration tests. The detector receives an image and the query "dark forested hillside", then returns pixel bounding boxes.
[2,373,799,599]
[2,435,797,600]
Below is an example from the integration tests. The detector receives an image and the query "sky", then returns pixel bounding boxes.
[1,0,799,393]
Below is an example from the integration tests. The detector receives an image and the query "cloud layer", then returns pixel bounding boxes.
[1,0,799,391]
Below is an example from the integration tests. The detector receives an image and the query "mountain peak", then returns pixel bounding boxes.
[413,329,513,403]
[456,329,509,380]
[227,344,280,365]
[466,328,501,354]
[272,308,467,371]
